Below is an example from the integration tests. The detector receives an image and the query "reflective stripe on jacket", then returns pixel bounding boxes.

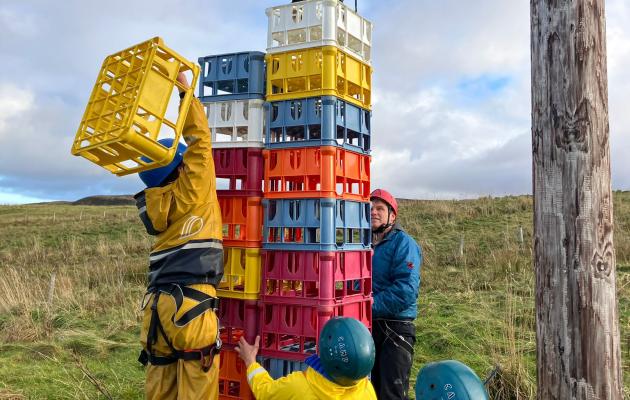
[246,363,377,400]
[135,98,223,290]
[372,223,422,320]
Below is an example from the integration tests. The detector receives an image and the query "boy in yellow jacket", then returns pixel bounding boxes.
[235,317,377,400]
[134,73,223,400]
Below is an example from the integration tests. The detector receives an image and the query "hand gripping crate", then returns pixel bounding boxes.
[219,195,263,248]
[261,250,372,305]
[213,148,264,196]
[262,198,371,251]
[218,298,259,349]
[266,96,370,154]
[266,0,373,64]
[263,146,370,201]
[204,99,265,148]
[217,247,261,300]
[266,46,371,110]
[198,52,265,101]
[219,349,255,400]
[259,296,372,360]
[72,37,199,176]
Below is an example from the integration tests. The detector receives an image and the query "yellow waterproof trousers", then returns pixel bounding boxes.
[141,283,220,400]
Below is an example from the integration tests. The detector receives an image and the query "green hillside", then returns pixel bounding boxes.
[0,193,628,399]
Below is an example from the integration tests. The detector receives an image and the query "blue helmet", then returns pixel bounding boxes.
[415,360,488,400]
[319,317,375,387]
[138,138,187,188]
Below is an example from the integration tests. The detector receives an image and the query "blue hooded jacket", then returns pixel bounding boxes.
[372,223,422,320]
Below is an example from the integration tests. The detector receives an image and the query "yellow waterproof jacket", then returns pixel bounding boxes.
[134,98,223,290]
[246,362,377,400]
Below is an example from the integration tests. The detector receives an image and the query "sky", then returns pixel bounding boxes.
[0,0,628,204]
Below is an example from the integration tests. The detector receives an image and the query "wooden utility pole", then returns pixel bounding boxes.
[531,0,622,399]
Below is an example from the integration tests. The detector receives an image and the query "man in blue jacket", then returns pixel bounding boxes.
[370,189,422,400]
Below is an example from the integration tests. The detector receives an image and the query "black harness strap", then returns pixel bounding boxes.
[142,343,221,372]
[139,284,221,372]
[169,285,220,327]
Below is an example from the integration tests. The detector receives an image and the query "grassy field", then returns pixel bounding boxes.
[0,194,628,399]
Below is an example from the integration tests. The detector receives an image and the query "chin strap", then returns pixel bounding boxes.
[373,222,392,234]
[373,207,394,234]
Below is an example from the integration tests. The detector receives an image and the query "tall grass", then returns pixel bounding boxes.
[400,192,630,399]
[0,194,629,398]
[0,206,148,398]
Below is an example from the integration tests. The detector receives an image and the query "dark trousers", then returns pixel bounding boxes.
[371,319,416,400]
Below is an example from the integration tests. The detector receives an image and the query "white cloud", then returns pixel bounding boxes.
[0,7,37,38]
[0,84,34,133]
[0,189,51,205]
[0,0,628,202]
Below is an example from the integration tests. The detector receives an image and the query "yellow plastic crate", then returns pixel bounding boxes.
[266,46,372,110]
[217,247,261,300]
[71,37,199,176]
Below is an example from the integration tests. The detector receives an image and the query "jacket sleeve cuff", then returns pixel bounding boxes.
[246,362,267,385]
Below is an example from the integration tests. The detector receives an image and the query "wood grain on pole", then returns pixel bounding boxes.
[531,0,622,398]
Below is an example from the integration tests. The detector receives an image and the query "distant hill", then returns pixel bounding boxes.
[72,195,135,206]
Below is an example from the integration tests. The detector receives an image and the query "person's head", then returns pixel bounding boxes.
[370,189,398,233]
[415,360,489,400]
[138,138,186,188]
[318,317,375,387]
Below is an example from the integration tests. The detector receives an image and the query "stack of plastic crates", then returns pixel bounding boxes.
[198,51,266,400]
[259,0,374,378]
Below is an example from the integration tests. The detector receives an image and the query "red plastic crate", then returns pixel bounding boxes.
[219,349,255,400]
[261,250,372,304]
[213,148,264,196]
[259,297,372,360]
[219,195,263,248]
[263,146,370,201]
[218,298,259,349]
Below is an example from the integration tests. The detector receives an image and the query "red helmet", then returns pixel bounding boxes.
[370,189,398,215]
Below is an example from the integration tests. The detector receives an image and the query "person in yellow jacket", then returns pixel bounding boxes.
[235,317,377,400]
[134,72,223,400]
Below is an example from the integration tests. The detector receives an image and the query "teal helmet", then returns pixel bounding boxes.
[138,138,186,188]
[415,360,489,400]
[319,317,375,387]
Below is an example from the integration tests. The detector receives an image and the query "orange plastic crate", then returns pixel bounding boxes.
[219,195,263,248]
[219,350,254,400]
[263,147,370,201]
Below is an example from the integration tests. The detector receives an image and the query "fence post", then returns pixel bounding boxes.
[47,271,56,306]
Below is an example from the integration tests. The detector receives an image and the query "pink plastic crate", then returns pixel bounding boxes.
[218,298,259,349]
[261,250,371,304]
[259,297,372,360]
[213,148,264,196]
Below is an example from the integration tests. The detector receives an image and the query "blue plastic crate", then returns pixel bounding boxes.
[266,96,370,154]
[262,198,371,251]
[198,51,265,101]
[259,357,308,379]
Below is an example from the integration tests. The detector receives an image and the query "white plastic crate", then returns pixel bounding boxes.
[266,0,372,64]
[204,99,265,148]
